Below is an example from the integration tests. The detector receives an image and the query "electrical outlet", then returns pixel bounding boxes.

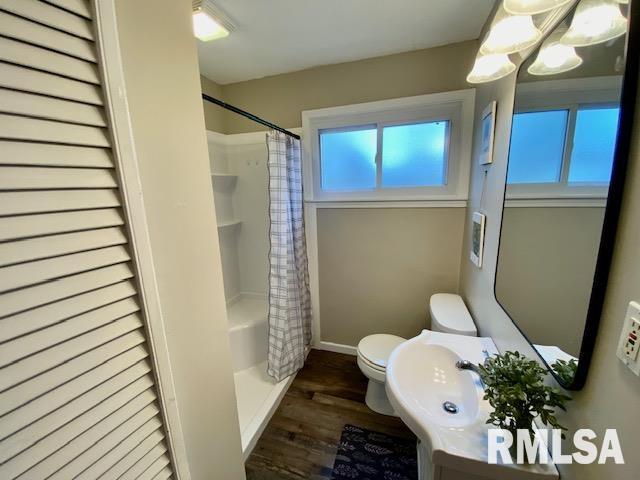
[617,301,640,376]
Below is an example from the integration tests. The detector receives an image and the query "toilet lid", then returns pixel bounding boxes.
[357,334,406,369]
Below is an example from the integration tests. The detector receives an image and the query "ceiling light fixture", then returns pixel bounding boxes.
[528,31,583,75]
[561,0,627,47]
[467,53,516,84]
[503,0,574,15]
[192,0,234,42]
[480,6,542,55]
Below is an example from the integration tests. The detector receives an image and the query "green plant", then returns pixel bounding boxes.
[551,358,578,385]
[478,351,571,438]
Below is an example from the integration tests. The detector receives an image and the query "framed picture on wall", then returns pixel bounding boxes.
[479,101,496,165]
[470,212,486,268]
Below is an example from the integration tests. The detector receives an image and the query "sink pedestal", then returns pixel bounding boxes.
[418,439,504,480]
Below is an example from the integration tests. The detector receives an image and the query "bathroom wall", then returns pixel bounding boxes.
[318,208,465,345]
[458,60,640,480]
[201,75,226,133]
[114,1,245,478]
[496,206,605,356]
[218,40,477,134]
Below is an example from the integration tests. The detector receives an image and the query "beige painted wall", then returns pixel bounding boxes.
[114,1,245,479]
[201,75,226,133]
[458,55,640,480]
[202,40,477,134]
[496,207,605,356]
[318,208,465,345]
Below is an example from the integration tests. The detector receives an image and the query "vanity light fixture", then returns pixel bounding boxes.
[528,30,583,75]
[467,53,516,84]
[561,0,628,47]
[480,6,542,55]
[504,0,574,15]
[192,0,234,42]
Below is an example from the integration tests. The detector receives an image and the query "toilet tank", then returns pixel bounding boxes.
[429,293,478,337]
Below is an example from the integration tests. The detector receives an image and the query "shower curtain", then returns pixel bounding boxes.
[266,131,312,381]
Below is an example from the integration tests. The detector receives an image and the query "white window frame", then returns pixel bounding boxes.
[302,90,475,203]
[507,76,622,206]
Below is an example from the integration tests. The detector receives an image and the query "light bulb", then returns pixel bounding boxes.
[562,0,628,47]
[528,31,583,75]
[481,6,542,55]
[504,0,574,15]
[467,54,516,84]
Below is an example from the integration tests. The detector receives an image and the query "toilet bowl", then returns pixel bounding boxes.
[357,334,406,416]
[356,293,477,416]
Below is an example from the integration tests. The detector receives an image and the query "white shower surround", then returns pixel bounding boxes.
[226,294,292,459]
[207,130,301,459]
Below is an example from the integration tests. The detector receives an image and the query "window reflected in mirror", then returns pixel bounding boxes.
[495,0,632,389]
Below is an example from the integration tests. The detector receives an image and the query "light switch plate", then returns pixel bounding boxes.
[616,301,640,376]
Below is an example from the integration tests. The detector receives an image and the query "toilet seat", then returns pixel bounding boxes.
[359,354,386,372]
[357,334,406,370]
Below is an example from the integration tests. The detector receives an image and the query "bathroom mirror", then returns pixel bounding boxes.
[495,0,639,390]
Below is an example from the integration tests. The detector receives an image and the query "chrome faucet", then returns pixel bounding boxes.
[455,359,482,375]
[456,358,486,388]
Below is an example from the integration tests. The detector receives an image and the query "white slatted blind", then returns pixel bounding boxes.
[0,1,176,478]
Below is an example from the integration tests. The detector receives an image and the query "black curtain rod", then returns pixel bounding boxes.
[202,93,301,140]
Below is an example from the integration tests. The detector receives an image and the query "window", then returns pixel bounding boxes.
[568,107,619,184]
[508,110,568,184]
[381,121,449,188]
[320,126,377,191]
[303,90,475,202]
[508,105,620,187]
[319,120,450,191]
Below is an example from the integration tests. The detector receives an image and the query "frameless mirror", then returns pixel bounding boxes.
[496,0,638,389]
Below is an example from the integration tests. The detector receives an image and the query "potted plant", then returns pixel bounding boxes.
[551,358,578,386]
[478,351,571,454]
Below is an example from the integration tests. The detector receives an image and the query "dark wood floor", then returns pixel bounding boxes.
[245,349,416,479]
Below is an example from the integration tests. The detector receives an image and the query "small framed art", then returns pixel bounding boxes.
[479,101,496,165]
[470,212,486,268]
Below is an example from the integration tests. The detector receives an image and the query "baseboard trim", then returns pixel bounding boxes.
[314,341,358,356]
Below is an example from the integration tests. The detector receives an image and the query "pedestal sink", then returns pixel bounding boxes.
[385,330,559,480]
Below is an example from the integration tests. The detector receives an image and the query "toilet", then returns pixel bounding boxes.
[356,293,478,416]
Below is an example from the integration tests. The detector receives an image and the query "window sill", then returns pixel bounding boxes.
[305,199,467,208]
[504,197,607,208]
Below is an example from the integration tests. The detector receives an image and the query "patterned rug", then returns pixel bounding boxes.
[330,424,418,480]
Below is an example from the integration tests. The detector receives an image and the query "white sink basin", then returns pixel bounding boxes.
[386,330,559,480]
[392,343,480,429]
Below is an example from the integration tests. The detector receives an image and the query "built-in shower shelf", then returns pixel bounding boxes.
[212,173,238,190]
[217,220,242,229]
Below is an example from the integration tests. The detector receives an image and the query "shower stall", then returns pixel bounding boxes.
[207,130,295,459]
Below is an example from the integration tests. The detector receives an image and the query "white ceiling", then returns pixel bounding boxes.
[197,0,495,85]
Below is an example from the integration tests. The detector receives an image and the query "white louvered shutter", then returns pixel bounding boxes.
[0,1,176,479]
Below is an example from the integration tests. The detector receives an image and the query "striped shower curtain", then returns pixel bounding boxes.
[266,131,312,381]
